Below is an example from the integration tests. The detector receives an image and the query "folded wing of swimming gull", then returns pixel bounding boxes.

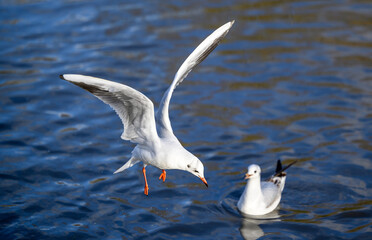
[156,21,235,137]
[60,74,158,145]
[260,181,283,209]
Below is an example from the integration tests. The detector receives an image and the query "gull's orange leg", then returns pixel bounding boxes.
[142,167,149,196]
[159,169,166,182]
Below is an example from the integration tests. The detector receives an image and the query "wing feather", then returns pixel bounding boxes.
[261,181,281,208]
[156,21,235,136]
[61,74,158,145]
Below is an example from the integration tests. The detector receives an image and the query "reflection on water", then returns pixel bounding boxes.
[1,0,372,239]
[240,219,265,240]
[239,210,281,240]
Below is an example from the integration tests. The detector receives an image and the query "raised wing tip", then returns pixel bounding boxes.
[59,74,88,83]
[220,20,235,31]
[60,74,78,81]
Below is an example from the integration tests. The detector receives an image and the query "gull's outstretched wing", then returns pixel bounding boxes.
[61,74,158,145]
[156,21,235,137]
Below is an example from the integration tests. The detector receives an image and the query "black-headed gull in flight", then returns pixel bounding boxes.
[238,160,297,215]
[60,21,234,195]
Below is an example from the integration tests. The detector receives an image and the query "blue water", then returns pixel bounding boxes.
[1,0,372,239]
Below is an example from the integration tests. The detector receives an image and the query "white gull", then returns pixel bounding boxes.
[60,21,234,195]
[238,160,296,215]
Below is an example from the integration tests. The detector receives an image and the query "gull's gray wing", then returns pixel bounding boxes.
[261,181,282,208]
[156,21,234,137]
[61,74,158,145]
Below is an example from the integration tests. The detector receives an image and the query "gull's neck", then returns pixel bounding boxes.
[238,175,265,211]
[246,176,263,200]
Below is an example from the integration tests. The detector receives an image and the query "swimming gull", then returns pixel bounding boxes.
[238,160,297,215]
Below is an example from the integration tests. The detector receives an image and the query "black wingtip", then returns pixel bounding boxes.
[275,159,283,174]
[284,160,298,172]
[274,159,298,177]
[59,74,65,80]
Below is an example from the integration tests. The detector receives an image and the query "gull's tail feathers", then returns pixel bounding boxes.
[114,157,140,174]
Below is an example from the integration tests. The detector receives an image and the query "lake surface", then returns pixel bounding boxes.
[1,0,371,239]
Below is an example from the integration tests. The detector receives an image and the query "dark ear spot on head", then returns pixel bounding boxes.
[187,164,190,168]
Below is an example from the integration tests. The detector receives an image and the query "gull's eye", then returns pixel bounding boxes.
[187,164,190,168]
[194,170,199,173]
[254,170,257,173]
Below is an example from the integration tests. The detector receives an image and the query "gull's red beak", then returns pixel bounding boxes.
[200,177,208,187]
[244,173,252,180]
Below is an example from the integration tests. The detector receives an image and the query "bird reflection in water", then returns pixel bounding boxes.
[239,210,280,240]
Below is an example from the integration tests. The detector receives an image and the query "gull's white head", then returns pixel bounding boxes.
[245,164,261,180]
[185,155,208,187]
